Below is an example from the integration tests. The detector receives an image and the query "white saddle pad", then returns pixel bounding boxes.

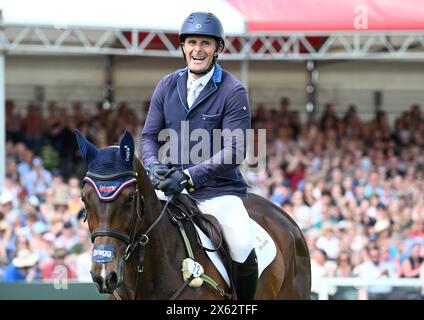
[195,218,277,287]
[155,191,277,287]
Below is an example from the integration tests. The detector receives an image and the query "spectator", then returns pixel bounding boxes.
[401,243,423,278]
[0,220,10,279]
[5,100,23,143]
[315,223,341,260]
[1,191,20,226]
[310,248,336,299]
[332,251,357,299]
[21,157,52,197]
[55,221,78,251]
[69,228,92,282]
[40,247,76,280]
[353,247,397,299]
[3,249,41,282]
[23,103,43,154]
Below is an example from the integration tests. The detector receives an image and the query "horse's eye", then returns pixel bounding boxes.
[124,193,135,206]
[80,193,90,208]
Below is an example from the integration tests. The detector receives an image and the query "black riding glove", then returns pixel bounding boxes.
[156,170,190,196]
[146,162,171,188]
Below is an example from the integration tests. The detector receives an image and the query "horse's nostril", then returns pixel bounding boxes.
[107,271,118,290]
[91,271,105,293]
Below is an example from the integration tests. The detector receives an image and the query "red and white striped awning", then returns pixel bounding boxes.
[228,0,424,32]
[2,0,424,33]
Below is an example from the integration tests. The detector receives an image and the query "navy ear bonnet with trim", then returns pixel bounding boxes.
[76,130,136,201]
[76,129,135,174]
[85,146,134,174]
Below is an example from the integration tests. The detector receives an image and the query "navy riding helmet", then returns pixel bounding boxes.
[179,12,225,48]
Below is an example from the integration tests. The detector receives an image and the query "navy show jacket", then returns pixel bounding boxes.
[141,63,251,200]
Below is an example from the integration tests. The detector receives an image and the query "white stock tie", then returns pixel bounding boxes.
[187,80,202,108]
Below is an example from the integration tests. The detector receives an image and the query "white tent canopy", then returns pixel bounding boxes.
[0,0,246,35]
[1,0,423,60]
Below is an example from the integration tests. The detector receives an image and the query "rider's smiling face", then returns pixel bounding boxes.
[182,36,218,77]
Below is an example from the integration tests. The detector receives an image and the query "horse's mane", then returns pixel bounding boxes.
[133,156,161,213]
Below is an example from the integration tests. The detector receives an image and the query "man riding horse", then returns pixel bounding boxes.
[141,12,257,299]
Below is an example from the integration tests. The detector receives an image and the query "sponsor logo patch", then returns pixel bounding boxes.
[99,185,117,193]
[92,244,115,263]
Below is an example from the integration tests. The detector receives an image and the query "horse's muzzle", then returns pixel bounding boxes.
[91,269,119,294]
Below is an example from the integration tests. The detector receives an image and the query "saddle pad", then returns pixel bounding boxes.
[195,218,277,287]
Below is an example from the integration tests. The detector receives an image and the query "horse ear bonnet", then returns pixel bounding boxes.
[76,130,135,174]
[119,130,135,165]
[76,130,137,201]
[75,129,98,165]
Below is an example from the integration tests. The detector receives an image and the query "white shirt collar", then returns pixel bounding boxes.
[187,66,215,89]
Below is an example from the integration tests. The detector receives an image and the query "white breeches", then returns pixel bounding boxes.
[156,191,254,263]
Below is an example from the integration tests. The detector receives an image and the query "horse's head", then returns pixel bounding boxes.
[76,130,152,294]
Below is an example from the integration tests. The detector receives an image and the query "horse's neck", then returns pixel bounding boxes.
[134,157,170,262]
[119,218,174,299]
[134,156,161,216]
[132,158,189,298]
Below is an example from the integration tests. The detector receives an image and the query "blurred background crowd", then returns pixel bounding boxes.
[1,97,424,300]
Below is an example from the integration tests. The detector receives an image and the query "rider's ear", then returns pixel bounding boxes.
[217,43,224,54]
[119,130,134,164]
[75,129,98,165]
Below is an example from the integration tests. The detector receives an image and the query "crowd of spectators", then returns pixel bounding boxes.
[1,99,142,283]
[247,98,424,299]
[1,97,424,300]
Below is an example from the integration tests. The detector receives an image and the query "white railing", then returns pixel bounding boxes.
[314,277,424,300]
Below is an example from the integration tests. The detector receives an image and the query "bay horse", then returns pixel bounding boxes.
[76,130,311,300]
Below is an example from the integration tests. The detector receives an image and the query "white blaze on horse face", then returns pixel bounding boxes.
[100,264,107,291]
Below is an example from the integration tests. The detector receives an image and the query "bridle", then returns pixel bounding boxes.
[82,170,172,299]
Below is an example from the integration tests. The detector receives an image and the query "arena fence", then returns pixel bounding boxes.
[314,277,424,300]
[1,278,423,300]
[0,281,107,300]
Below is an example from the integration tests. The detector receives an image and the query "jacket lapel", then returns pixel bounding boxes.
[178,64,223,114]
[177,69,189,111]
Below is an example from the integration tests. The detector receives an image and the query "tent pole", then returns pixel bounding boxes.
[240,59,249,93]
[306,60,318,123]
[103,55,115,110]
[0,52,5,191]
[0,10,5,191]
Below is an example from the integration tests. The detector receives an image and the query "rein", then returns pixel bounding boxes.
[121,195,173,300]
[110,193,172,301]
[123,195,173,262]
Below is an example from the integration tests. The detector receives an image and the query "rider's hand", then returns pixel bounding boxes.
[146,162,171,188]
[156,170,190,196]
